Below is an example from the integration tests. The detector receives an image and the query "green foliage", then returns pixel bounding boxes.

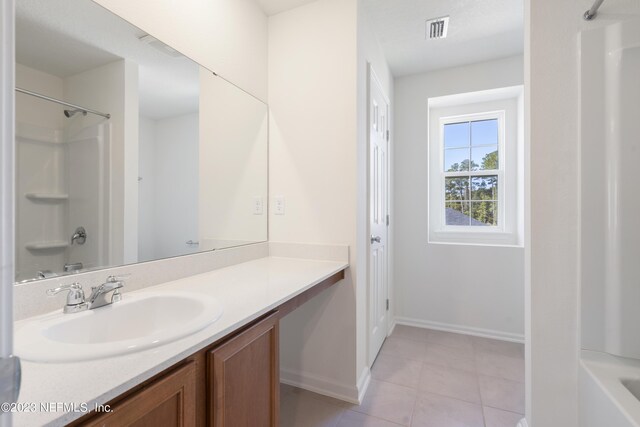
[481,150,498,170]
[444,150,499,226]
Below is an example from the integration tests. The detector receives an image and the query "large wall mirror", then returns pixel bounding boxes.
[15,0,268,283]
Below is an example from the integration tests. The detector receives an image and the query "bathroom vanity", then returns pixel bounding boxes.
[14,255,347,426]
[10,2,349,426]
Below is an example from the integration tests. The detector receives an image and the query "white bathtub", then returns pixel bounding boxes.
[580,351,640,427]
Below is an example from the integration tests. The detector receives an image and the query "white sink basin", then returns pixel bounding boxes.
[623,379,640,402]
[15,290,223,363]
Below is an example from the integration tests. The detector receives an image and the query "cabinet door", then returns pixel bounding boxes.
[208,312,279,427]
[84,361,196,427]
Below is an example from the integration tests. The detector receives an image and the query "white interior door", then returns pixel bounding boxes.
[368,68,390,364]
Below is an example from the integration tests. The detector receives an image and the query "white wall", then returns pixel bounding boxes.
[199,72,268,248]
[268,0,363,401]
[154,114,199,259]
[137,116,156,261]
[138,114,199,262]
[15,64,64,130]
[526,1,640,425]
[93,0,268,102]
[393,56,524,340]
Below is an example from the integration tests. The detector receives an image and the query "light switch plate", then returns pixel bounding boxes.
[253,197,264,215]
[274,196,285,215]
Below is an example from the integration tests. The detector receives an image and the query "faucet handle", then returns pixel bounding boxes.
[46,282,83,296]
[106,274,130,283]
[46,283,88,314]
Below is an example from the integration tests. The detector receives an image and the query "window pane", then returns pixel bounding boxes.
[471,119,498,146]
[445,201,471,226]
[470,201,497,226]
[445,177,469,201]
[444,148,470,172]
[471,176,498,200]
[471,146,498,171]
[444,122,469,148]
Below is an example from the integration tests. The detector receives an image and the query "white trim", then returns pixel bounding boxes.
[387,319,397,336]
[438,110,505,233]
[395,316,525,343]
[280,367,363,404]
[428,86,524,247]
[516,417,529,427]
[356,367,371,404]
[0,0,15,359]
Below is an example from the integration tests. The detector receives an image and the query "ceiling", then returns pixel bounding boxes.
[362,0,524,76]
[255,0,318,16]
[16,0,200,120]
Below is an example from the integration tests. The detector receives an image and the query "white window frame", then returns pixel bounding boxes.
[439,111,505,232]
[428,87,523,246]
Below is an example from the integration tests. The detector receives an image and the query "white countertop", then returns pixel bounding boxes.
[13,256,348,427]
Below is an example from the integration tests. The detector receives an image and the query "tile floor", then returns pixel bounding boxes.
[280,325,524,427]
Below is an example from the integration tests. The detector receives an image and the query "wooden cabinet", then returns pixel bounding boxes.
[83,361,196,427]
[72,270,343,427]
[207,313,279,427]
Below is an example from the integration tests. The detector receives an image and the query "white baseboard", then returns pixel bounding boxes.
[395,316,525,343]
[356,367,371,404]
[280,367,361,404]
[387,319,397,337]
[516,417,528,427]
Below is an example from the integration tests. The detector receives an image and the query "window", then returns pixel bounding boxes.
[442,113,502,228]
[428,87,523,246]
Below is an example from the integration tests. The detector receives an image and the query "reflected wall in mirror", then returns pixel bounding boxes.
[15,0,268,283]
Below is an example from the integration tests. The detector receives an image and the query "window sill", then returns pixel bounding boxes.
[428,230,522,247]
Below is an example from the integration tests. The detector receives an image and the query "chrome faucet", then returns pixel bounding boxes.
[70,226,87,245]
[47,275,127,313]
[63,262,83,273]
[46,283,88,314]
[88,276,125,309]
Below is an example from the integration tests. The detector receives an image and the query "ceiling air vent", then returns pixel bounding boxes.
[426,16,449,39]
[139,34,183,57]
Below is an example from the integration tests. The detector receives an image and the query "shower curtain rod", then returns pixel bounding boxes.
[15,87,111,119]
[584,0,606,20]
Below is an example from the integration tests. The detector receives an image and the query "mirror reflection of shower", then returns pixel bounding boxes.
[14,83,111,282]
[64,109,87,118]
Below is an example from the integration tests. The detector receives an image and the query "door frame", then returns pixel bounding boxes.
[0,0,21,417]
[366,64,391,367]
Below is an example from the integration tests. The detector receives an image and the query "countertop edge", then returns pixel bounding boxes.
[15,257,348,427]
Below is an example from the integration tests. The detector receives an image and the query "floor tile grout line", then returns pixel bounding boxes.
[345,409,409,426]
[408,361,424,427]
[285,328,524,426]
[476,371,525,385]
[483,401,526,415]
[476,357,488,427]
[352,377,417,425]
[483,405,525,417]
[374,350,524,406]
[392,328,525,361]
[391,333,480,354]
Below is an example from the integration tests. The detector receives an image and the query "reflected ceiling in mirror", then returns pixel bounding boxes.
[15,0,268,283]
